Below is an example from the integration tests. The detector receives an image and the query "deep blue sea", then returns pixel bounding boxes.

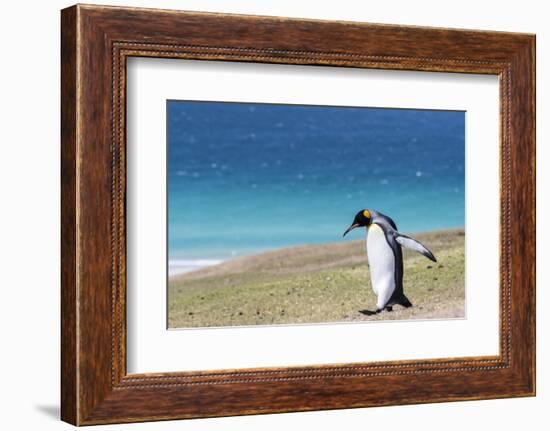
[167,101,464,263]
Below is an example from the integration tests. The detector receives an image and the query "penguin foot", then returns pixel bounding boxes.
[359,309,378,316]
[386,306,393,312]
[399,296,413,308]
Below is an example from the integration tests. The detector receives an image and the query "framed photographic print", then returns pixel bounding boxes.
[61,4,535,425]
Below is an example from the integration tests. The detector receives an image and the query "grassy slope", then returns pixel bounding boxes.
[168,229,465,328]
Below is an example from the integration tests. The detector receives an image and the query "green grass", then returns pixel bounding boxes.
[168,229,465,328]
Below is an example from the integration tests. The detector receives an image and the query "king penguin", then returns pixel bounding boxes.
[343,209,437,314]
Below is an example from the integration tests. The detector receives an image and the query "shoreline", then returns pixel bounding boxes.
[168,259,225,277]
[169,226,464,280]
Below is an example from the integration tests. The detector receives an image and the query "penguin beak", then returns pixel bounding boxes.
[343,223,360,237]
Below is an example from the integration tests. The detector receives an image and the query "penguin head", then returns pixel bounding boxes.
[343,209,372,237]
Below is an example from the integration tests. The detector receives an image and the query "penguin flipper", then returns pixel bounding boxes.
[395,234,437,262]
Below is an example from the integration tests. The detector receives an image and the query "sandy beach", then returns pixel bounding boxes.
[168,228,465,328]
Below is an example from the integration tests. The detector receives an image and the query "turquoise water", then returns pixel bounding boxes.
[168,101,464,260]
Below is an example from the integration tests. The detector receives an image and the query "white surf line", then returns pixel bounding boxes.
[168,259,225,277]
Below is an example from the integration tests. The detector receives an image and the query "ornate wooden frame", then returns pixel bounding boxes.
[61,4,535,425]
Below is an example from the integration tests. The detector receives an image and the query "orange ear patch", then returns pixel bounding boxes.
[363,210,371,219]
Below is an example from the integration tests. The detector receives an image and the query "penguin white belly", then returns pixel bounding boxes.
[366,223,396,309]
